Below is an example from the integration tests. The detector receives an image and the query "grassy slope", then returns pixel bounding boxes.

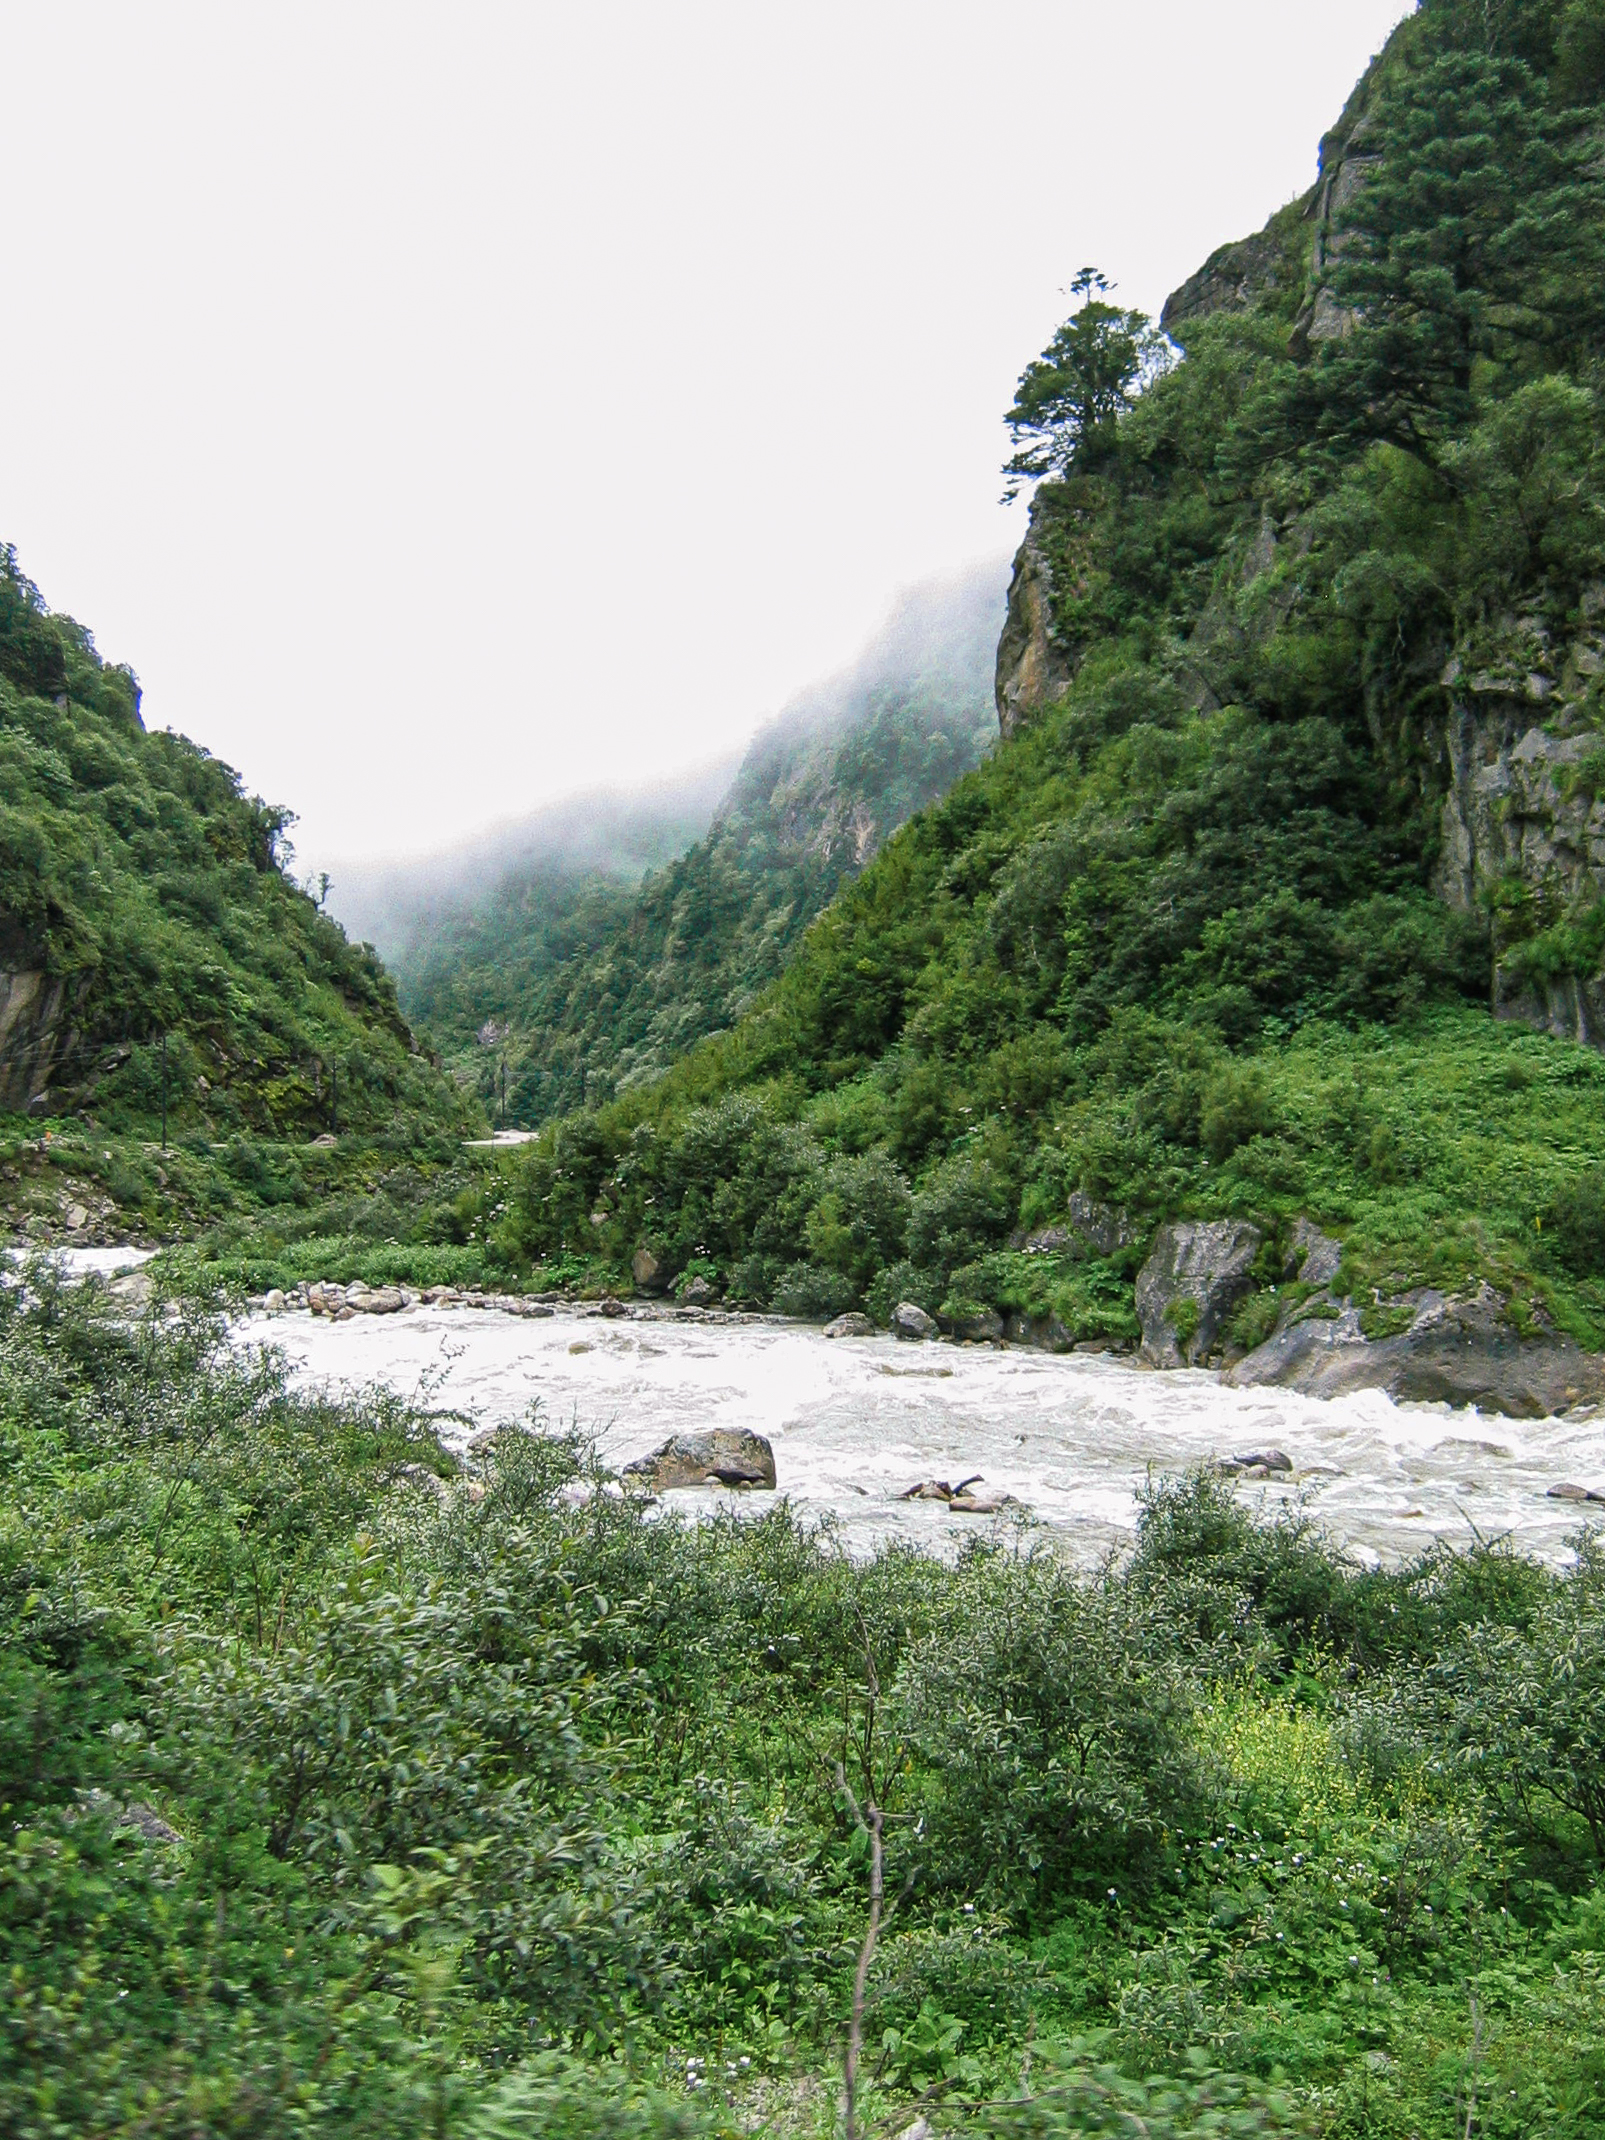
[499,0,1605,1342]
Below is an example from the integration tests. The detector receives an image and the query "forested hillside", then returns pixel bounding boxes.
[396,564,1003,1124]
[502,0,1605,1368]
[0,548,475,1145]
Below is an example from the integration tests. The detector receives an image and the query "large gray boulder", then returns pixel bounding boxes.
[1136,1221,1262,1367]
[891,1301,939,1341]
[1228,1285,1605,1419]
[823,1311,876,1339]
[620,1428,776,1493]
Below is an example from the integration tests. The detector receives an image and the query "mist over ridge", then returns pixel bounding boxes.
[391,552,1010,1124]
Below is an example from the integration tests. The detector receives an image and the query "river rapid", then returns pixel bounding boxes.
[245,1296,1605,1567]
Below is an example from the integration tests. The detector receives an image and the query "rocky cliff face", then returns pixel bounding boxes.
[1434,595,1605,1043]
[0,966,81,1114]
[992,514,1074,741]
[993,42,1605,1057]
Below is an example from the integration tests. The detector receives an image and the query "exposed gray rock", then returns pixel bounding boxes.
[823,1311,876,1339]
[621,1428,776,1493]
[107,1269,152,1310]
[995,500,1076,738]
[632,1245,665,1292]
[262,1287,286,1312]
[1015,1194,1138,1262]
[1547,1481,1605,1505]
[1229,1287,1605,1419]
[1067,1192,1138,1258]
[1285,1219,1343,1289]
[891,1300,939,1341]
[676,1276,716,1308]
[1136,1221,1263,1367]
[0,967,84,1113]
[347,1284,404,1315]
[1433,600,1605,1047]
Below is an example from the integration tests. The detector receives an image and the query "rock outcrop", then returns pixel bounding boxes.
[891,1300,939,1341]
[0,966,82,1114]
[994,504,1076,739]
[1433,598,1605,1045]
[1229,1284,1605,1419]
[1136,1221,1263,1368]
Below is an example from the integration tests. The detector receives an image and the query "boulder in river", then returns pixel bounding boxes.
[898,1474,1015,1513]
[347,1284,404,1315]
[1219,1449,1293,1479]
[824,1311,876,1338]
[1547,1481,1605,1504]
[1229,1285,1605,1419]
[1136,1221,1262,1367]
[891,1301,939,1341]
[621,1428,776,1493]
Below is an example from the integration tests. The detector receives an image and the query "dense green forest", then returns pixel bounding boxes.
[498,0,1605,1359]
[0,546,475,1148]
[394,567,1001,1128]
[4,1272,1604,2137]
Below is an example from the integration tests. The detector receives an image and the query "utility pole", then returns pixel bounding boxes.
[160,1032,168,1151]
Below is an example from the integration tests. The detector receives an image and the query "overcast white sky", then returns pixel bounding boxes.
[1,1,1414,871]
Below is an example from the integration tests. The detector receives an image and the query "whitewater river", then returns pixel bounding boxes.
[238,1297,1605,1567]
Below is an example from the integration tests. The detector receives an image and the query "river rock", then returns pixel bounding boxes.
[1220,1448,1293,1477]
[1136,1221,1263,1367]
[891,1301,938,1341]
[1229,1285,1605,1419]
[349,1284,404,1315]
[824,1311,876,1338]
[262,1288,286,1312]
[632,1246,666,1292]
[621,1428,776,1493]
[677,1276,716,1307]
[1547,1481,1605,1504]
[900,1475,983,1502]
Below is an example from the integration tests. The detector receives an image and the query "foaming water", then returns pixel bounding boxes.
[9,1245,157,1278]
[257,1305,1605,1565]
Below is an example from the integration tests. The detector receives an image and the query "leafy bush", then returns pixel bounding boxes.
[892,1554,1199,1908]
